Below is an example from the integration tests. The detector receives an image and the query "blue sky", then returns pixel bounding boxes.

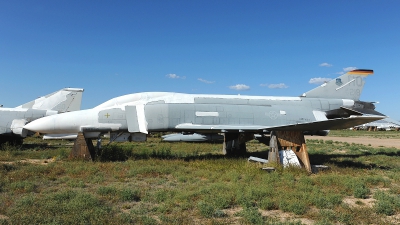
[1,0,400,120]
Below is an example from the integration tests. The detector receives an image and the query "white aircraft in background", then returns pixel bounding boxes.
[0,88,83,145]
[354,118,400,131]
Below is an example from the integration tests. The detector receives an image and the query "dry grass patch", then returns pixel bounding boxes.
[342,196,376,208]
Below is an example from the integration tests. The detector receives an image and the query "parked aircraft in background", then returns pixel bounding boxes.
[353,118,400,131]
[0,88,84,144]
[24,69,384,155]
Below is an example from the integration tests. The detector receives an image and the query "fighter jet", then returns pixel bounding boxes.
[24,70,384,154]
[0,88,84,145]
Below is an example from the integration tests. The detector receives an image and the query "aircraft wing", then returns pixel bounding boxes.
[175,115,386,133]
[271,115,385,131]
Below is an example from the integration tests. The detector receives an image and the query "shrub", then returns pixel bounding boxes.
[197,201,215,218]
[67,180,86,188]
[237,207,263,225]
[279,200,307,215]
[353,184,370,199]
[9,181,37,193]
[311,193,342,209]
[374,200,395,216]
[259,198,278,210]
[1,164,16,172]
[119,188,141,202]
[97,145,130,161]
[317,209,336,223]
[138,216,157,225]
[373,191,400,216]
[97,186,117,196]
[0,143,22,151]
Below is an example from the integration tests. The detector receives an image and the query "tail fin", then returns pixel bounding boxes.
[301,69,373,100]
[16,88,84,112]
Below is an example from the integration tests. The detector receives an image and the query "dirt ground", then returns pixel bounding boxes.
[306,135,400,149]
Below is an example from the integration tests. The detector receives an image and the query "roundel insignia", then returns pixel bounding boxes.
[335,78,343,86]
[268,111,279,120]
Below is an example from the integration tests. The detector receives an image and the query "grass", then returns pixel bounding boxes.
[0,130,400,224]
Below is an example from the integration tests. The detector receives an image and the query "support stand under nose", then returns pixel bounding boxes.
[69,132,96,160]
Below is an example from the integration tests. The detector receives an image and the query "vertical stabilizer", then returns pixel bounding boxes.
[302,69,373,100]
[16,88,84,112]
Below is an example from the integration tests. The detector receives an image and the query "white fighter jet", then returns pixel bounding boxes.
[24,70,384,154]
[0,88,83,145]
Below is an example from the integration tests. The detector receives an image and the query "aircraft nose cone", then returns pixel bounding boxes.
[24,116,55,133]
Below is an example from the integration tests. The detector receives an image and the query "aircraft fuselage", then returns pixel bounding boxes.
[24,92,354,135]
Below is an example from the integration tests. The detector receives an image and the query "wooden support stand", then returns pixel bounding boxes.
[69,132,96,160]
[222,133,254,155]
[269,131,312,173]
[268,132,280,164]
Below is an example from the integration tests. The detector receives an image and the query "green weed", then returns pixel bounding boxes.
[97,186,118,197]
[197,201,226,218]
[373,190,400,216]
[236,207,263,225]
[119,188,141,202]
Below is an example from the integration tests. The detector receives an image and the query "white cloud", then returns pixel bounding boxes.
[260,83,289,88]
[166,74,185,79]
[198,78,215,84]
[334,67,357,75]
[319,63,332,67]
[309,77,332,84]
[166,74,180,79]
[229,84,250,91]
[268,83,288,89]
[343,67,357,72]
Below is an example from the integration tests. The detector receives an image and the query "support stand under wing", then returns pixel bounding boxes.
[69,132,96,160]
[268,131,312,173]
[222,133,254,155]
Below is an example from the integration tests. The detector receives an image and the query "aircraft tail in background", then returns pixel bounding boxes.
[302,69,373,100]
[16,88,84,112]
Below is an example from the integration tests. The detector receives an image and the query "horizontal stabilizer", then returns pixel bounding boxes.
[349,108,386,116]
[340,107,363,116]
